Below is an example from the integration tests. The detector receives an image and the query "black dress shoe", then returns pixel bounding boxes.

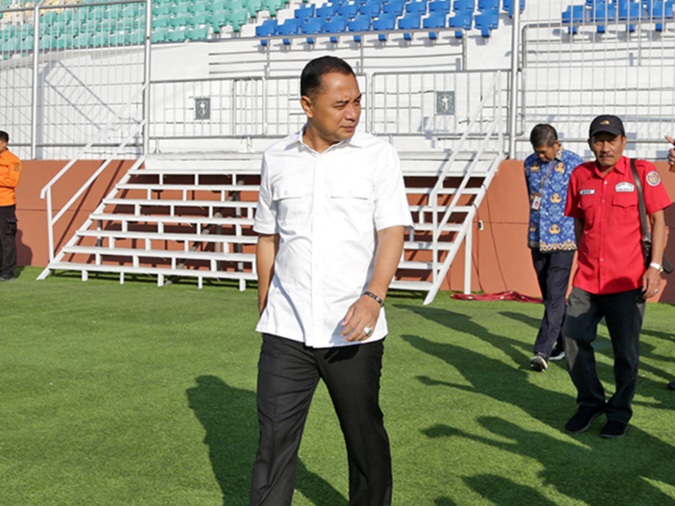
[600,421,628,439]
[564,406,605,434]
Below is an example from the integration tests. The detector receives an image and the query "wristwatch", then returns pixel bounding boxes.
[649,262,664,273]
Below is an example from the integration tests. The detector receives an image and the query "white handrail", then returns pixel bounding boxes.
[40,119,146,262]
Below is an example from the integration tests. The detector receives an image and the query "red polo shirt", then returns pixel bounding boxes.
[565,156,671,295]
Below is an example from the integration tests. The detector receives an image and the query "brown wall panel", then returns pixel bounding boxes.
[14,159,675,303]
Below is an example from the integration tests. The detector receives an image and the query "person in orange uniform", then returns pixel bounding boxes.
[562,116,671,438]
[0,130,22,281]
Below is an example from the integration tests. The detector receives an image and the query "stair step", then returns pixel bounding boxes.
[404,241,454,251]
[399,260,434,270]
[409,205,472,213]
[77,229,258,245]
[390,279,433,291]
[47,262,258,281]
[406,187,481,195]
[118,183,260,192]
[413,223,463,232]
[89,213,255,226]
[62,246,255,263]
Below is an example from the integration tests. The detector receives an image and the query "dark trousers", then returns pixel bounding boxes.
[250,334,392,506]
[562,287,645,424]
[531,249,575,358]
[0,205,17,278]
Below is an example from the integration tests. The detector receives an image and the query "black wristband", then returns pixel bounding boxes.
[364,291,384,307]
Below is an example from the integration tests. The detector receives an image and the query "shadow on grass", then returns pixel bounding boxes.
[186,375,346,506]
[425,416,675,506]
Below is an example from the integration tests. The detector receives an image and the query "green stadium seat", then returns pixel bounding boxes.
[187,25,209,40]
[246,0,263,17]
[210,10,230,32]
[191,12,210,26]
[108,31,126,46]
[92,32,109,46]
[170,13,192,28]
[151,27,169,43]
[230,7,249,31]
[262,0,287,17]
[73,33,92,48]
[153,14,171,28]
[129,29,144,45]
[167,28,188,42]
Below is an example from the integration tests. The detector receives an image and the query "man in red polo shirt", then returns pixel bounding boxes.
[562,115,671,438]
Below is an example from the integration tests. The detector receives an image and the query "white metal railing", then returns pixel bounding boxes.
[39,117,146,265]
[423,71,504,304]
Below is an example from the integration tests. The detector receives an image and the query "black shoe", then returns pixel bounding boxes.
[668,380,675,391]
[0,275,15,282]
[549,349,566,361]
[564,406,605,434]
[530,353,548,372]
[600,421,628,439]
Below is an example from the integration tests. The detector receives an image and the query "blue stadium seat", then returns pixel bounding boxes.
[478,0,499,10]
[399,12,422,40]
[373,14,397,41]
[406,1,428,15]
[562,5,586,34]
[359,2,381,16]
[324,15,348,42]
[424,10,447,39]
[618,0,645,32]
[301,17,323,43]
[590,2,617,33]
[429,0,451,13]
[502,0,526,17]
[453,0,475,11]
[383,0,406,16]
[348,15,371,42]
[646,0,674,31]
[449,9,472,37]
[338,3,360,19]
[474,8,498,37]
[294,4,315,20]
[277,18,299,44]
[256,18,277,45]
[316,3,339,19]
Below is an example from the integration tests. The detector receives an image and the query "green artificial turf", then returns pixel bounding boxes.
[1,267,673,505]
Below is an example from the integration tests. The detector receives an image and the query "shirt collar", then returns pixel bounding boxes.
[593,155,628,177]
[554,145,564,161]
[284,126,364,153]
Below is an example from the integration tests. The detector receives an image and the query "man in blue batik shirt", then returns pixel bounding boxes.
[525,124,583,372]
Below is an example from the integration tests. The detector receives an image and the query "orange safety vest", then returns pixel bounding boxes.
[0,148,22,206]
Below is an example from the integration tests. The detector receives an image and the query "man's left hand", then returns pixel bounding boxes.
[642,267,662,299]
[340,295,382,342]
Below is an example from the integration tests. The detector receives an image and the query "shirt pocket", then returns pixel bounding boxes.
[329,181,373,225]
[611,192,638,225]
[578,194,596,225]
[272,186,311,228]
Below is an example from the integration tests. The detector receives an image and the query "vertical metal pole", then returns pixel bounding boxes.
[143,0,153,155]
[464,219,473,294]
[508,1,521,158]
[30,2,44,159]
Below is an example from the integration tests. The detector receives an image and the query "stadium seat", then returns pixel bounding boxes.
[294,3,316,20]
[359,2,381,17]
[502,0,526,17]
[348,15,371,42]
[474,9,498,37]
[338,2,360,19]
[424,11,448,40]
[256,18,278,45]
[324,15,348,42]
[383,0,406,16]
[229,8,250,32]
[316,3,339,19]
[406,1,428,15]
[449,9,472,37]
[261,0,287,17]
[562,5,586,34]
[277,18,299,44]
[453,0,475,11]
[478,0,499,10]
[618,0,645,32]
[399,12,422,40]
[373,14,397,41]
[590,2,617,33]
[647,0,675,32]
[429,0,451,13]
[151,27,169,43]
[300,17,323,43]
[187,26,209,41]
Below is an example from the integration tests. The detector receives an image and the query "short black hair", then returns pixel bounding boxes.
[0,131,8,143]
[529,124,558,148]
[300,56,355,99]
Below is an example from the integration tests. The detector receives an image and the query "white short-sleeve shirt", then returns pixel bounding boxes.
[254,129,413,348]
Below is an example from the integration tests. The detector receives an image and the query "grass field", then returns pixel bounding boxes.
[1,267,674,505]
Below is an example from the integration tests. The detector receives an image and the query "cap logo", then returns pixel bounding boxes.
[601,120,610,125]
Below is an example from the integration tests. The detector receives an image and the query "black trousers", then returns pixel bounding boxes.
[250,334,392,506]
[562,287,645,424]
[531,249,575,358]
[0,205,17,278]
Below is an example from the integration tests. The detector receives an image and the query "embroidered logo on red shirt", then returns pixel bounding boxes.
[615,182,634,192]
[646,171,661,186]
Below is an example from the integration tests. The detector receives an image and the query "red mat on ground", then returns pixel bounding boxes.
[451,290,543,303]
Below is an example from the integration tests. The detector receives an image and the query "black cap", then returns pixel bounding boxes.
[589,115,625,138]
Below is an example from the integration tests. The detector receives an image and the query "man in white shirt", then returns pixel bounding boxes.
[250,56,413,506]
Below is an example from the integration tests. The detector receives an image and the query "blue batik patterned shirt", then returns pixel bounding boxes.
[524,146,583,252]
